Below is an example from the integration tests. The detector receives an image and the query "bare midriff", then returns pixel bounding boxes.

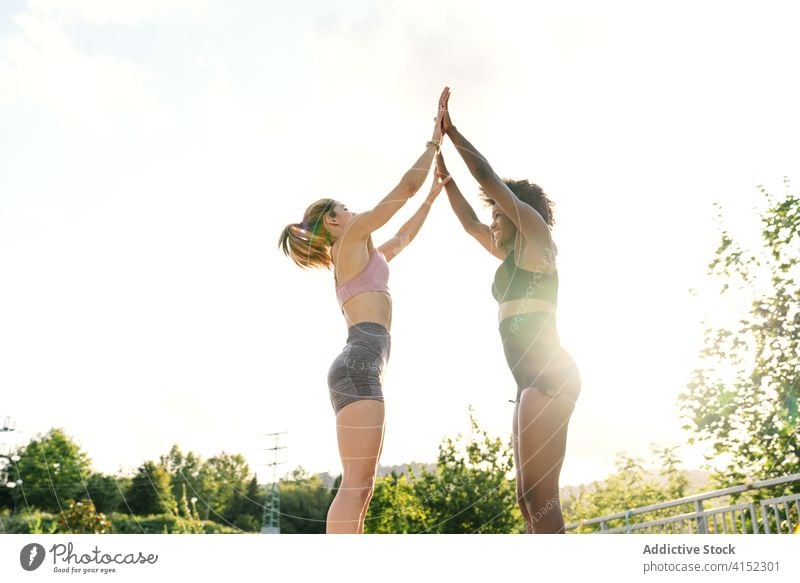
[498,297,556,323]
[341,291,393,330]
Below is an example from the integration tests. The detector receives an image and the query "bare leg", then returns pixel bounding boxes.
[512,403,534,533]
[516,388,575,534]
[326,400,385,534]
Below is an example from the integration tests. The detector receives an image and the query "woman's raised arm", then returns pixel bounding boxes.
[442,89,551,247]
[346,93,447,240]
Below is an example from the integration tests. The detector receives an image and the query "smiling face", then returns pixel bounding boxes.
[490,205,517,248]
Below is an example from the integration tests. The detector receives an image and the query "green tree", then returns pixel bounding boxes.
[412,412,521,533]
[278,467,332,534]
[13,428,92,512]
[177,483,192,519]
[562,447,692,532]
[657,445,690,501]
[125,461,177,516]
[681,183,800,492]
[223,476,264,532]
[364,471,426,533]
[84,473,127,514]
[157,446,257,527]
[0,461,20,510]
[160,445,210,514]
[199,452,252,524]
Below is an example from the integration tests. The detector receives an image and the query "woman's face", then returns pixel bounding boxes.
[328,201,356,229]
[490,205,516,248]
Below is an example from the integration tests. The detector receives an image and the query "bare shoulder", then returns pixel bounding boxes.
[517,237,558,273]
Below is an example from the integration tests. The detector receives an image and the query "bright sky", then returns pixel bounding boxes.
[2,0,800,487]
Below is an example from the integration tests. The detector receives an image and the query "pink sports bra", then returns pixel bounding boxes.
[335,250,390,308]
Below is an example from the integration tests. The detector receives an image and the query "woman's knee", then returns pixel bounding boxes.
[521,487,561,523]
[519,473,557,506]
[340,470,376,494]
[338,483,374,508]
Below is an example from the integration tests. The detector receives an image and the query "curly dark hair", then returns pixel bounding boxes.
[479,179,555,227]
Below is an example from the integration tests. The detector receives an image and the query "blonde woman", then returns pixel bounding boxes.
[278,103,448,533]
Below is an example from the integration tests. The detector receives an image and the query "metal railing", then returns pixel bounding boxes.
[761,492,800,534]
[566,473,800,534]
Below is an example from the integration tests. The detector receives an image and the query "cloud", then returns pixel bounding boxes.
[26,0,211,26]
[0,9,170,138]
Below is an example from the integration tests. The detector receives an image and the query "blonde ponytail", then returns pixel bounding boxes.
[278,199,336,269]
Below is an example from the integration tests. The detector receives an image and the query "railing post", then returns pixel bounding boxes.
[762,502,771,534]
[749,504,758,534]
[695,500,707,533]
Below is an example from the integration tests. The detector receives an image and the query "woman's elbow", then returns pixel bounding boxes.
[463,221,482,236]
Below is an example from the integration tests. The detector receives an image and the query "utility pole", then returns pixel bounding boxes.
[260,432,286,534]
[1,416,15,433]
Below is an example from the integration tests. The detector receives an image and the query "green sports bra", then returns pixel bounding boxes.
[492,250,558,304]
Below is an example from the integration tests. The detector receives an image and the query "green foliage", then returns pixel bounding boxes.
[125,461,177,516]
[0,475,22,511]
[223,476,265,532]
[658,446,691,501]
[159,446,254,527]
[200,452,252,523]
[178,483,193,519]
[278,467,332,534]
[2,508,237,534]
[414,413,522,533]
[563,447,693,532]
[0,481,10,510]
[364,472,425,533]
[56,499,111,534]
[12,428,93,512]
[0,509,59,534]
[681,182,800,493]
[84,473,129,514]
[108,512,236,534]
[160,446,211,517]
[2,436,262,533]
[365,410,523,533]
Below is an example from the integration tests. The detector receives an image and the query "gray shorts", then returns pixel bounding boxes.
[327,322,391,414]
